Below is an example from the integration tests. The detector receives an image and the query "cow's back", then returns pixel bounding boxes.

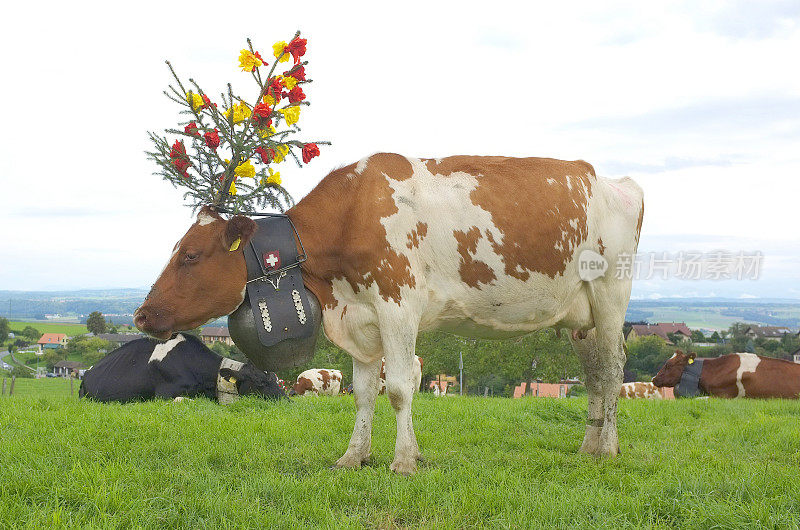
[80,339,161,401]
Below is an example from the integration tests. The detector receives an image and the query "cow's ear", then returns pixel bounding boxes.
[675,349,684,357]
[224,216,257,252]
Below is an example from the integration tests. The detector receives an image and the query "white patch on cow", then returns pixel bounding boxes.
[735,353,761,397]
[295,368,342,396]
[355,157,369,174]
[546,178,556,185]
[197,212,217,226]
[149,334,186,363]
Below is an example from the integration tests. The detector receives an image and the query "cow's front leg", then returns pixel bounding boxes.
[383,331,421,476]
[334,357,381,469]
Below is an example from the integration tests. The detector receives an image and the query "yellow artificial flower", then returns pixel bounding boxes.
[238,49,263,71]
[272,41,290,62]
[273,144,290,163]
[280,106,301,126]
[282,76,297,90]
[258,125,278,139]
[224,101,252,124]
[234,159,256,179]
[187,92,204,111]
[265,168,281,186]
[263,94,276,106]
[229,180,237,195]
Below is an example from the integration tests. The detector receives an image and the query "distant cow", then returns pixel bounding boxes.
[291,369,342,396]
[619,382,662,399]
[379,356,423,395]
[652,350,800,399]
[79,333,285,403]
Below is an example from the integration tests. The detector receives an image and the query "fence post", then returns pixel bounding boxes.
[10,376,15,396]
[70,376,74,397]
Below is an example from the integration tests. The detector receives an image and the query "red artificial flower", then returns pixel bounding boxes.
[268,77,284,102]
[203,129,220,149]
[252,51,265,72]
[184,121,200,136]
[169,139,187,159]
[302,143,320,164]
[286,66,306,81]
[254,146,271,164]
[287,37,307,64]
[287,86,306,104]
[252,102,273,125]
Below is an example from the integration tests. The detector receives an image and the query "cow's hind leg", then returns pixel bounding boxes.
[570,329,603,454]
[334,357,381,469]
[382,320,422,476]
[571,281,628,457]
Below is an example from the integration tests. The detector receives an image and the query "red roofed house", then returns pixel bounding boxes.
[37,333,67,354]
[513,381,579,399]
[626,322,692,345]
[200,326,233,346]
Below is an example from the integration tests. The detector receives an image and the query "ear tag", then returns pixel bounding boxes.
[229,238,241,252]
[688,358,694,364]
[228,376,237,384]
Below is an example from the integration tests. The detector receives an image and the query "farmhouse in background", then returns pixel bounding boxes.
[37,333,67,354]
[626,322,692,345]
[513,380,580,398]
[429,374,457,395]
[744,325,792,342]
[97,333,146,348]
[792,347,800,364]
[53,360,84,377]
[200,326,233,346]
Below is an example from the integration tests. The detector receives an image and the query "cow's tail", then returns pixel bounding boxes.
[78,380,86,399]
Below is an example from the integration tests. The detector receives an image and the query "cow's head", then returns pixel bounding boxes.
[652,350,696,387]
[220,364,286,399]
[134,206,257,339]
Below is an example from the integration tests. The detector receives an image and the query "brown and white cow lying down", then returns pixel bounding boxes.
[652,350,800,399]
[619,382,662,399]
[379,356,423,395]
[290,369,342,396]
[135,153,644,474]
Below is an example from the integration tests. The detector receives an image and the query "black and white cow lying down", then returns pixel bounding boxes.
[79,333,285,403]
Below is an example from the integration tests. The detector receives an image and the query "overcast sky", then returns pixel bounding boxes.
[1,1,798,299]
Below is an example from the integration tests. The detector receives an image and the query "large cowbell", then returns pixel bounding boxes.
[227,214,321,372]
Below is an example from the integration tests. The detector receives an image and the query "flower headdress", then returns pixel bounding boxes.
[147,31,329,213]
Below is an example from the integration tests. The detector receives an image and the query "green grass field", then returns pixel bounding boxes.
[9,321,88,336]
[1,380,799,529]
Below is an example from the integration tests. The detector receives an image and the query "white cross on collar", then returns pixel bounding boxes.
[265,253,279,268]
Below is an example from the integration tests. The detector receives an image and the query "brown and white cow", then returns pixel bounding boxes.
[379,356,423,395]
[652,350,800,399]
[135,153,644,474]
[290,369,342,396]
[619,382,662,399]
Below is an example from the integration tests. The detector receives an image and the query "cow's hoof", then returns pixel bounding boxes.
[332,452,368,470]
[390,458,417,476]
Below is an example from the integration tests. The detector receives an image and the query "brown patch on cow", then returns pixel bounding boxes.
[319,369,331,390]
[341,305,347,319]
[288,154,417,309]
[597,238,605,255]
[293,377,314,396]
[426,156,593,280]
[453,226,497,289]
[379,359,386,395]
[406,221,428,249]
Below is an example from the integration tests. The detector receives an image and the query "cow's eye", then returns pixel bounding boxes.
[185,252,200,263]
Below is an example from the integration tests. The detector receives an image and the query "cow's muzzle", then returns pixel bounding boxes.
[134,306,174,340]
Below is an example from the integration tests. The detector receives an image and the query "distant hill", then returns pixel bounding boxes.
[2,289,799,331]
[0,289,148,322]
